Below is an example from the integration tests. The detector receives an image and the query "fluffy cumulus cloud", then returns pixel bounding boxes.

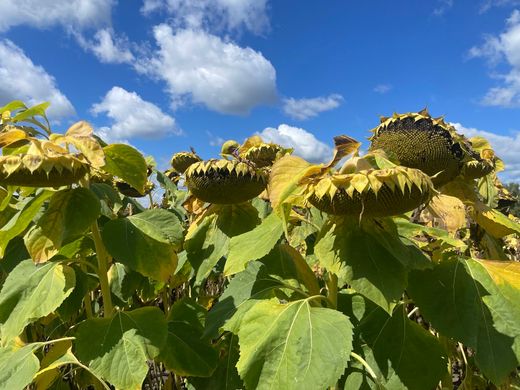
[257,124,332,163]
[0,40,75,119]
[282,94,343,120]
[452,123,520,182]
[75,28,134,64]
[0,0,114,32]
[469,10,520,107]
[141,0,270,35]
[91,86,179,142]
[138,25,277,114]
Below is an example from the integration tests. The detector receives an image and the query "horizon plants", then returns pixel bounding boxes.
[0,102,517,390]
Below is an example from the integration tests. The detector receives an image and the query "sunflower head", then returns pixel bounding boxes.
[304,150,434,217]
[185,159,267,204]
[369,109,465,186]
[170,151,202,174]
[0,121,103,187]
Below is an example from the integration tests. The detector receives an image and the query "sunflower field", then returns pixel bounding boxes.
[0,101,519,390]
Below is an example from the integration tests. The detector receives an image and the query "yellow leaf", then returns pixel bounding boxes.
[65,121,93,138]
[473,201,520,238]
[477,260,520,289]
[424,194,467,235]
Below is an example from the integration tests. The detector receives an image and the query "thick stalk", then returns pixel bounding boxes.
[326,272,338,309]
[91,221,113,317]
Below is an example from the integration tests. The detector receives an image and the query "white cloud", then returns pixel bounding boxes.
[91,86,179,142]
[0,0,114,32]
[452,122,520,182]
[257,124,332,163]
[140,0,270,35]
[75,28,134,64]
[469,10,520,107]
[433,0,454,16]
[0,40,75,119]
[282,94,343,121]
[373,84,393,94]
[138,25,277,114]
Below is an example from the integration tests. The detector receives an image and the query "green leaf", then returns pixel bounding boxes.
[34,339,108,390]
[158,298,218,377]
[0,190,53,257]
[57,266,90,320]
[102,210,183,281]
[225,213,284,276]
[315,217,407,312]
[90,183,123,218]
[229,298,354,390]
[0,260,75,345]
[205,244,319,338]
[465,259,520,363]
[358,305,448,390]
[185,204,259,285]
[30,188,100,258]
[0,343,41,390]
[188,333,243,390]
[102,144,147,193]
[11,102,49,123]
[408,256,518,384]
[74,307,167,390]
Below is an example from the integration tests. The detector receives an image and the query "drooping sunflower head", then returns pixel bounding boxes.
[304,150,434,217]
[170,151,202,173]
[185,159,267,204]
[369,109,465,186]
[0,122,104,187]
[459,136,497,180]
[239,136,292,168]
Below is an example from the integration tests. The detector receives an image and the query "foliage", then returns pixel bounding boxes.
[0,101,519,390]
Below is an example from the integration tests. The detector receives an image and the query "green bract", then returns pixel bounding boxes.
[185,159,267,204]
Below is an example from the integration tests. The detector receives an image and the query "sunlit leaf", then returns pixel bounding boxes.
[225,213,284,276]
[0,190,53,258]
[472,201,520,238]
[102,144,147,193]
[229,298,353,390]
[0,343,41,390]
[74,307,167,390]
[0,260,75,345]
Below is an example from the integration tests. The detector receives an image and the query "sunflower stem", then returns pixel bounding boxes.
[91,220,113,318]
[326,272,338,309]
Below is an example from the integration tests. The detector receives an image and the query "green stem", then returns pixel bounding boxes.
[350,352,378,383]
[162,288,170,317]
[148,191,154,209]
[326,272,338,309]
[91,221,113,317]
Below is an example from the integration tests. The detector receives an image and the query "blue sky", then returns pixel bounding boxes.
[1,0,520,181]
